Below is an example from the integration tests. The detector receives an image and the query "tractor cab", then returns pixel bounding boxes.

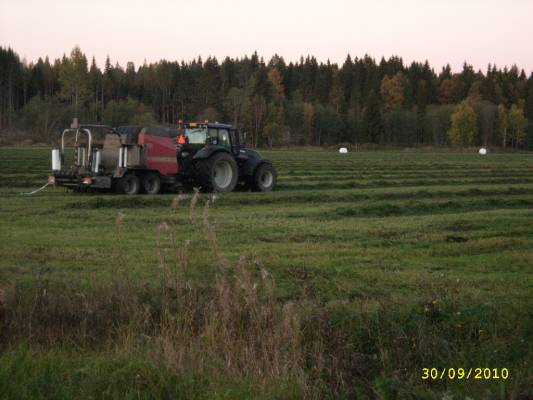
[180,122,241,155]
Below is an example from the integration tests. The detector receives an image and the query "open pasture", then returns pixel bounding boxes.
[0,148,532,399]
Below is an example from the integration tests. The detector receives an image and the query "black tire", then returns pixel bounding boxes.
[252,163,277,192]
[141,172,161,194]
[118,173,140,195]
[195,152,238,192]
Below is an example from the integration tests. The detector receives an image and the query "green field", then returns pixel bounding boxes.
[0,148,532,399]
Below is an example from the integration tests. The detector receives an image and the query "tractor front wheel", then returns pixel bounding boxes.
[195,152,238,192]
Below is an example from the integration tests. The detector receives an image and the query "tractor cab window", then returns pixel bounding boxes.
[207,128,219,145]
[185,127,207,144]
[217,129,231,147]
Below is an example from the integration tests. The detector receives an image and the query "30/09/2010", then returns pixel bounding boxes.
[421,368,509,380]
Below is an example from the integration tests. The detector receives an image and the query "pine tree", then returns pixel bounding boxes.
[88,57,102,121]
[58,46,89,113]
[361,90,382,144]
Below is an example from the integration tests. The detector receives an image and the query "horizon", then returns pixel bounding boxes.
[1,0,533,74]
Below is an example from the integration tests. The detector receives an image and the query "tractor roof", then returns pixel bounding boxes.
[208,122,234,129]
[185,122,234,130]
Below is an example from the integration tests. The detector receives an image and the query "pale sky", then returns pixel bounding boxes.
[1,0,532,73]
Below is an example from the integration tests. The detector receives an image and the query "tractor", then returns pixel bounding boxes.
[49,120,277,194]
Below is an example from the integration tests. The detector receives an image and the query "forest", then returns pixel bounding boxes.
[0,45,532,149]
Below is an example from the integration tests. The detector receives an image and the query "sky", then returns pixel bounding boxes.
[1,0,533,73]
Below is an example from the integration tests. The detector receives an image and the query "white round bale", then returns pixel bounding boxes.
[339,147,348,154]
[479,147,487,155]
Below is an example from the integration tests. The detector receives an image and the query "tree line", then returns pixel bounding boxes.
[1,45,532,148]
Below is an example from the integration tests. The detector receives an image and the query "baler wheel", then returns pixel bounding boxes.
[141,172,161,195]
[118,173,140,195]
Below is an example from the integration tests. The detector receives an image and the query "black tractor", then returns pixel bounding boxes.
[177,122,277,192]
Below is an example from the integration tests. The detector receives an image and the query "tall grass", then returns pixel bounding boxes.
[0,193,335,397]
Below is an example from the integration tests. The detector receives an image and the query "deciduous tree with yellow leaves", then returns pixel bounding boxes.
[448,101,478,146]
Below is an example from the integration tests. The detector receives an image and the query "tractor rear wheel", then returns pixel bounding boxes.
[252,163,277,192]
[118,173,140,195]
[195,152,238,192]
[141,172,161,194]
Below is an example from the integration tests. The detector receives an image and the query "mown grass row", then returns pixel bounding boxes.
[2,192,532,399]
[1,148,532,398]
